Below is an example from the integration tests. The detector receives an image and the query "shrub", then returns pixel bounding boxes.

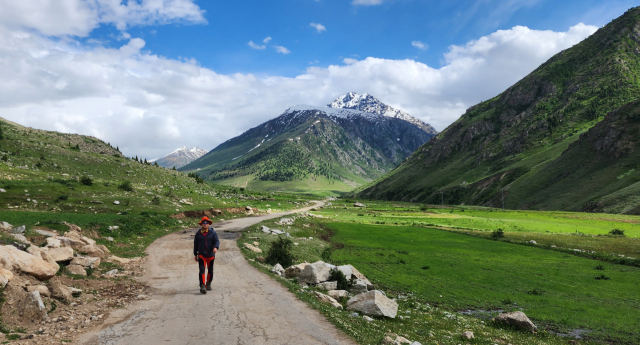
[151,196,161,205]
[56,195,69,202]
[595,274,610,280]
[118,180,134,192]
[609,229,625,236]
[80,176,93,186]
[491,228,505,239]
[265,237,294,267]
[328,268,353,290]
[595,265,605,270]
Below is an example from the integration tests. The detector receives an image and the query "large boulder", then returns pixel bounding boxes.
[11,225,26,234]
[313,291,343,309]
[0,245,58,280]
[284,263,309,278]
[44,247,74,262]
[48,280,72,302]
[494,311,537,332]
[46,237,61,248]
[298,261,332,284]
[70,256,101,269]
[11,234,28,243]
[0,265,13,288]
[350,279,369,294]
[26,246,58,267]
[328,290,348,299]
[346,290,398,318]
[66,264,87,276]
[18,291,48,320]
[0,221,12,231]
[318,281,338,291]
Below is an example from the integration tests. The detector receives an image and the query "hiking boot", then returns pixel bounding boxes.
[199,283,207,294]
[206,283,212,291]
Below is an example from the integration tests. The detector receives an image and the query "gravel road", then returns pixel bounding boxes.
[79,202,356,345]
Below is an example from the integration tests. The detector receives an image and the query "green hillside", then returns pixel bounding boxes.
[355,7,640,213]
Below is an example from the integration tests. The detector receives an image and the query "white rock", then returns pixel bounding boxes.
[11,225,26,234]
[346,290,398,318]
[313,291,343,309]
[270,264,284,277]
[328,290,348,299]
[35,229,56,237]
[318,281,338,291]
[242,243,262,253]
[46,237,61,248]
[494,311,537,332]
[461,331,474,340]
[108,226,119,231]
[0,245,58,280]
[350,279,369,294]
[113,201,120,205]
[261,225,271,233]
[11,234,28,243]
[104,269,118,276]
[284,263,309,278]
[0,221,12,231]
[70,256,101,269]
[298,261,332,284]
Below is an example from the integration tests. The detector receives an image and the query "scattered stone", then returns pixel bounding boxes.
[529,240,537,245]
[494,311,537,332]
[26,285,51,297]
[48,280,72,302]
[328,290,348,299]
[113,201,120,205]
[354,202,365,208]
[284,262,309,278]
[318,281,338,291]
[11,225,26,234]
[261,226,271,233]
[11,233,28,243]
[298,261,333,284]
[347,290,398,318]
[270,264,284,277]
[245,206,252,211]
[46,237,61,248]
[363,315,374,322]
[18,291,48,320]
[66,264,87,276]
[461,330,474,340]
[350,279,369,294]
[0,189,5,193]
[0,245,59,280]
[108,226,119,231]
[0,221,12,231]
[104,269,118,276]
[34,229,56,237]
[43,247,74,262]
[253,241,260,246]
[313,291,343,309]
[0,266,13,287]
[256,256,266,263]
[69,287,83,297]
[105,237,114,242]
[349,312,359,318]
[71,256,101,269]
[243,243,262,253]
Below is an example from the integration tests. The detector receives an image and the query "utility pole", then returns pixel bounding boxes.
[501,188,505,210]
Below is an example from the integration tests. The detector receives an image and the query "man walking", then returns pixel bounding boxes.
[193,216,220,294]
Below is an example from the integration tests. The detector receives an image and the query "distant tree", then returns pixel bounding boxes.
[0,125,4,140]
[154,162,159,167]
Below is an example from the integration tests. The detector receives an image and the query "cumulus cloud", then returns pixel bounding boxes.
[310,23,326,33]
[0,0,207,37]
[0,14,597,159]
[411,40,428,50]
[352,0,385,5]
[248,40,266,50]
[274,45,291,54]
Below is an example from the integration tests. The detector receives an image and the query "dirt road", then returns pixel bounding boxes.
[80,203,356,345]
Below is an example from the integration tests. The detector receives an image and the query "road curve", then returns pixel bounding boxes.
[79,202,356,345]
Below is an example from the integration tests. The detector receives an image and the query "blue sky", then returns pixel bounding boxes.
[0,0,637,158]
[85,0,636,77]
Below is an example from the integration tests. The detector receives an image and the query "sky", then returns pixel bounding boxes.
[0,0,636,160]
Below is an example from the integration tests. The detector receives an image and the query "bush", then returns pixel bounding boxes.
[328,268,353,290]
[56,195,69,202]
[609,229,625,236]
[265,237,294,267]
[151,196,161,205]
[491,228,505,239]
[118,180,134,192]
[80,176,93,186]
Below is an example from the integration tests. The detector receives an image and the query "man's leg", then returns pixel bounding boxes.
[198,256,207,294]
[206,257,214,290]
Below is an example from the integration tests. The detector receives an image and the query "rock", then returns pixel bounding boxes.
[245,206,252,211]
[0,221,12,231]
[284,263,309,278]
[395,336,412,344]
[11,234,28,243]
[335,265,352,278]
[71,256,101,269]
[18,291,48,320]
[46,237,61,248]
[34,229,56,237]
[363,315,374,322]
[318,281,338,291]
[113,201,120,205]
[105,237,114,242]
[381,336,396,345]
[0,265,13,287]
[253,241,260,246]
[346,290,398,318]
[494,311,537,332]
[104,269,118,276]
[354,202,365,207]
[66,264,87,276]
[328,290,348,299]
[0,189,5,193]
[108,256,131,264]
[461,330,474,340]
[261,226,271,233]
[529,240,537,245]
[26,285,51,297]
[26,246,59,267]
[313,291,343,309]
[270,264,284,277]
[243,243,262,253]
[256,256,266,263]
[108,226,119,231]
[298,261,333,284]
[0,245,59,280]
[11,225,26,234]
[69,287,83,297]
[270,229,285,235]
[43,247,73,263]
[48,280,72,302]
[350,279,369,294]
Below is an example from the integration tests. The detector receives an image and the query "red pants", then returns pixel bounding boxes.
[198,255,215,285]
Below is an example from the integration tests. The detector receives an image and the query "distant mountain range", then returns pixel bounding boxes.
[354,7,640,214]
[152,147,207,169]
[180,93,437,194]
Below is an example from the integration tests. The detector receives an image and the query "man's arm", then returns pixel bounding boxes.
[212,230,220,254]
[193,233,199,257]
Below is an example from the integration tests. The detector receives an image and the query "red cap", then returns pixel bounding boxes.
[199,216,211,225]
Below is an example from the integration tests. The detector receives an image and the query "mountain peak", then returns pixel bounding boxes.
[152,146,208,168]
[328,92,436,134]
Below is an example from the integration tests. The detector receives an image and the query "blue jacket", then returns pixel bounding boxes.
[193,228,220,258]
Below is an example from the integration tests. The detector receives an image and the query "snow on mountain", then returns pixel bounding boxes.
[152,146,208,168]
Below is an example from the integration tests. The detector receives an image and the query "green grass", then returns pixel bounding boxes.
[324,222,640,344]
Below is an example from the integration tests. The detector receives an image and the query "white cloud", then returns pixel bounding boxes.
[263,36,272,43]
[352,0,385,5]
[248,40,266,50]
[0,0,207,37]
[411,40,428,50]
[310,23,326,33]
[0,17,597,159]
[274,45,291,54]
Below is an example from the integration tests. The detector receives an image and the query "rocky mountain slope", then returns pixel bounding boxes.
[180,93,437,194]
[151,146,207,169]
[354,7,640,213]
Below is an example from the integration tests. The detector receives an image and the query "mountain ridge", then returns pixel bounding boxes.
[152,146,207,169]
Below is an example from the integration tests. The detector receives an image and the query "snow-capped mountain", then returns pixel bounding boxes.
[328,92,437,134]
[152,146,208,169]
[180,93,437,192]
